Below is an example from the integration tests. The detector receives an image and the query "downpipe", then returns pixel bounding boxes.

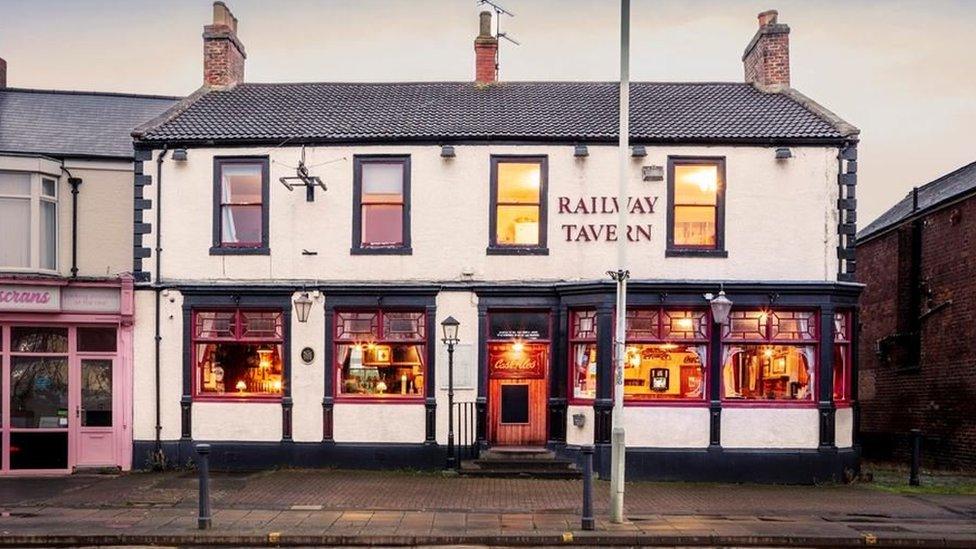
[151,147,168,469]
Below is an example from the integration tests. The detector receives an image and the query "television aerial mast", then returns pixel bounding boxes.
[478,0,519,78]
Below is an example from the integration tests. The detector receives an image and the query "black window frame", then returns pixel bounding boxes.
[210,156,271,256]
[351,155,412,255]
[487,155,549,255]
[666,156,728,258]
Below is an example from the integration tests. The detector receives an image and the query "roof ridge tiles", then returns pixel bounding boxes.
[1,87,181,101]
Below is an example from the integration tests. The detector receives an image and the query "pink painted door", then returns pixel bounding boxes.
[72,357,116,468]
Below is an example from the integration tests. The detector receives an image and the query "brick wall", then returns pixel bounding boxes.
[858,193,976,470]
[743,32,790,89]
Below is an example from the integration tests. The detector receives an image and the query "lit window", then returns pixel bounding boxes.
[193,309,284,398]
[491,157,546,250]
[570,310,598,400]
[622,308,708,401]
[354,157,410,251]
[213,158,268,251]
[335,310,426,398]
[668,158,725,254]
[0,171,57,271]
[833,311,851,402]
[722,310,816,401]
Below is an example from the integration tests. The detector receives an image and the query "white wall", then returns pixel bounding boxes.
[836,406,854,448]
[623,407,710,448]
[333,404,426,443]
[721,408,820,449]
[434,291,479,445]
[132,288,184,441]
[291,291,326,442]
[141,144,840,284]
[193,402,281,441]
[566,405,594,447]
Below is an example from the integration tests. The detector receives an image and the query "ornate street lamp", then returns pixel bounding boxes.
[441,316,460,469]
[705,289,733,325]
[294,292,313,323]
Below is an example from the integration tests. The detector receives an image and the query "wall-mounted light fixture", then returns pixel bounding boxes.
[172,148,188,162]
[440,145,456,158]
[294,291,313,323]
[775,147,792,160]
[704,289,733,325]
[631,145,647,157]
[574,144,589,158]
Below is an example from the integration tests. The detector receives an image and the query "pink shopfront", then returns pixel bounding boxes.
[0,278,133,474]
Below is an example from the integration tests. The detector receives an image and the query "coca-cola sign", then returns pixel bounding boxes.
[488,343,547,379]
[0,285,61,312]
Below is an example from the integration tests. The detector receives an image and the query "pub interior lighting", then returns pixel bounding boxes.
[775,147,793,160]
[574,144,589,157]
[172,148,188,161]
[704,289,733,325]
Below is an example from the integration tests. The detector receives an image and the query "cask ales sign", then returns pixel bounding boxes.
[488,343,547,379]
[556,195,659,242]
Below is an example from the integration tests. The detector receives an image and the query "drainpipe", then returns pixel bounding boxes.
[60,163,82,278]
[153,147,168,463]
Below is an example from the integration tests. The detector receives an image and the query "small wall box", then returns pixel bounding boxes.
[642,165,664,181]
[572,413,586,427]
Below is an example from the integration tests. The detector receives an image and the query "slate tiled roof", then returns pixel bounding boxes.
[0,88,178,159]
[135,81,854,144]
[859,161,976,242]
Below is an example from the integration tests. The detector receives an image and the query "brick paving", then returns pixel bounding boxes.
[1,469,975,546]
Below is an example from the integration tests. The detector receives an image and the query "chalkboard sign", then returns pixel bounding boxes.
[500,384,529,424]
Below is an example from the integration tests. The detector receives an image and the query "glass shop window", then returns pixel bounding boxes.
[622,308,708,401]
[355,157,409,250]
[492,158,546,249]
[833,311,851,402]
[193,309,284,399]
[570,309,598,400]
[668,158,725,252]
[335,310,426,399]
[215,158,267,248]
[722,310,817,402]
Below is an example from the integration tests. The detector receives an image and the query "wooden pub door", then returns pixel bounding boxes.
[487,342,548,446]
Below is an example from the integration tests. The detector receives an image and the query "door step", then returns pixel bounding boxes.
[460,447,581,479]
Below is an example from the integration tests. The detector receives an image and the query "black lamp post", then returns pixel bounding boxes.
[441,316,460,469]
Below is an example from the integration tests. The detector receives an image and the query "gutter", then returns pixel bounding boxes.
[59,162,82,278]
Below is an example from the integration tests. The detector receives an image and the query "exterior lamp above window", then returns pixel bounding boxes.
[574,144,589,158]
[440,145,456,158]
[294,292,313,323]
[631,145,647,157]
[172,148,188,161]
[441,316,460,345]
[775,147,792,160]
[705,289,733,325]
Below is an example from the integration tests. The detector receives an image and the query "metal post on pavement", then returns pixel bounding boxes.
[581,446,595,531]
[196,443,212,529]
[446,342,456,469]
[909,429,922,486]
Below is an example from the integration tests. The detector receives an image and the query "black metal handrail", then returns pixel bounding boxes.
[453,401,477,467]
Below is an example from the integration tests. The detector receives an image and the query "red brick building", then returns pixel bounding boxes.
[857,161,976,470]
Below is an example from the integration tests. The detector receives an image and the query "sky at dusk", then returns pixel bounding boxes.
[1,0,974,224]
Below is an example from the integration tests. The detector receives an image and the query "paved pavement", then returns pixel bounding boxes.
[2,469,975,546]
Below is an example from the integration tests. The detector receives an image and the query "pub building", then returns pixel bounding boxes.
[129,4,861,482]
[0,75,176,474]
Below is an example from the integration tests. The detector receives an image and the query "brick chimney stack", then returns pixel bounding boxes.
[203,1,246,88]
[0,57,7,88]
[742,9,790,91]
[474,11,498,84]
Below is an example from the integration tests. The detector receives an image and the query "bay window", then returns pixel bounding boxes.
[335,310,426,399]
[722,310,816,402]
[623,308,708,402]
[212,157,269,254]
[193,309,284,399]
[353,156,411,253]
[666,157,726,257]
[489,156,547,254]
[0,171,57,271]
[570,309,598,400]
[833,311,851,402]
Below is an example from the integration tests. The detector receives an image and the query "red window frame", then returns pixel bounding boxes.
[622,307,710,406]
[191,308,284,402]
[833,311,852,405]
[568,309,598,404]
[720,309,818,407]
[333,309,427,403]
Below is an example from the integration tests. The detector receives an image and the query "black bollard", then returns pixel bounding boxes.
[581,446,595,531]
[909,429,922,487]
[196,444,212,529]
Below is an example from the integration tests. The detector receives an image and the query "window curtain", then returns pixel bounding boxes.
[722,346,743,397]
[0,198,31,267]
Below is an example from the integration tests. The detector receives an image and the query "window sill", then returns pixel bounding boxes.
[350,247,413,256]
[665,248,728,258]
[335,396,426,404]
[486,246,549,256]
[210,246,270,256]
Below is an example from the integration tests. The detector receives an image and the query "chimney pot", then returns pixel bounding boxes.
[742,9,790,91]
[203,1,246,88]
[474,11,498,84]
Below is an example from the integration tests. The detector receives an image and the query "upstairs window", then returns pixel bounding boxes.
[212,157,269,254]
[489,156,548,254]
[352,156,411,254]
[0,171,57,271]
[667,157,726,257]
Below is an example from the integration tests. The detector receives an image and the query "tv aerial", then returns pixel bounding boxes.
[279,145,328,202]
[478,0,520,77]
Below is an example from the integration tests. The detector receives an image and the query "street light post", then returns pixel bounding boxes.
[441,316,460,469]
